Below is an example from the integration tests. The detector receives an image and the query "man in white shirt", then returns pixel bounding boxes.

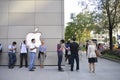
[20,40,28,68]
[8,42,17,69]
[29,39,37,71]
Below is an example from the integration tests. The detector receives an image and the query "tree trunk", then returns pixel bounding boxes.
[109,25,113,51]
[106,0,113,51]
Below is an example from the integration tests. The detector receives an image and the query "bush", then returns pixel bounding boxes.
[102,49,120,57]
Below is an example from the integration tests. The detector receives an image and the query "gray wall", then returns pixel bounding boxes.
[0,0,64,65]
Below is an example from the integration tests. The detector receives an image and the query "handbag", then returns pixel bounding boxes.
[95,50,101,57]
[38,51,44,59]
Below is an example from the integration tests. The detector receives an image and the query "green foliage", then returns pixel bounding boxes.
[98,0,120,30]
[65,22,76,40]
[102,49,120,61]
[103,53,120,61]
[103,37,109,43]
[98,0,120,50]
[101,0,120,29]
[112,36,116,44]
[65,12,96,42]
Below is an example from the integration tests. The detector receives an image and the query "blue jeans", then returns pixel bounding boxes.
[57,52,63,70]
[8,52,16,68]
[29,52,36,70]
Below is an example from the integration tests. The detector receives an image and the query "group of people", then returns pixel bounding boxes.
[57,38,79,71]
[57,38,99,73]
[8,39,47,71]
[1,38,99,73]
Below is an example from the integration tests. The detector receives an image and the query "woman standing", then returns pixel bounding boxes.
[38,40,47,68]
[87,40,97,73]
[57,39,66,71]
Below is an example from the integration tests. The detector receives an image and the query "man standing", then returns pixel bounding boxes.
[29,39,37,71]
[8,42,17,69]
[70,38,79,71]
[20,40,28,68]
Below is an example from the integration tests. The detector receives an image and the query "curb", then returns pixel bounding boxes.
[100,56,120,63]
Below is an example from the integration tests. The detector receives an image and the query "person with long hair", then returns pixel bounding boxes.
[38,40,47,68]
[87,40,97,73]
[57,39,66,71]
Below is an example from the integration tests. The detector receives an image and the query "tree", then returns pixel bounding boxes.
[65,22,76,40]
[76,12,96,42]
[112,36,116,44]
[65,12,96,42]
[100,0,120,50]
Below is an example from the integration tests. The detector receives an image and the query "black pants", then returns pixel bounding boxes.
[0,49,2,54]
[20,53,28,67]
[65,50,71,64]
[71,54,79,71]
[58,53,63,70]
[65,54,71,64]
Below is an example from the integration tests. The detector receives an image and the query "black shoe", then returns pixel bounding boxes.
[8,66,11,68]
[76,68,79,71]
[61,68,63,70]
[76,69,79,72]
[71,69,73,71]
[8,66,13,69]
[25,66,28,68]
[58,69,64,72]
[32,67,36,69]
[11,66,14,69]
[29,69,35,71]
[19,66,22,68]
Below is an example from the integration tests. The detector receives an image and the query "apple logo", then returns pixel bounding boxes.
[26,32,41,47]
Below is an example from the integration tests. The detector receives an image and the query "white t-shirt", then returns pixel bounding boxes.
[20,43,27,53]
[87,45,97,58]
[29,43,37,53]
[8,45,16,53]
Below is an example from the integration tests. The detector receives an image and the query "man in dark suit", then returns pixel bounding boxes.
[70,38,79,71]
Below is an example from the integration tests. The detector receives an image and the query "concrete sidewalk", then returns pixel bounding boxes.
[0,54,120,80]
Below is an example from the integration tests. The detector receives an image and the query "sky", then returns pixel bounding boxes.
[65,0,98,26]
[65,0,81,26]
